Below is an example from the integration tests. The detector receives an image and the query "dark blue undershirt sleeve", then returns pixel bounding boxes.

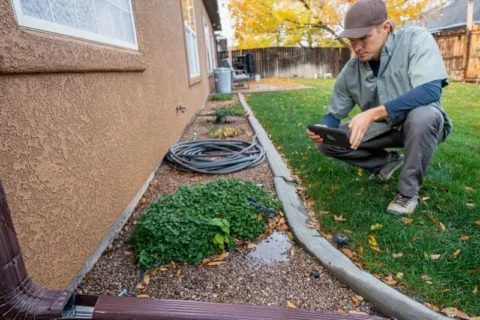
[320,114,341,128]
[384,80,443,120]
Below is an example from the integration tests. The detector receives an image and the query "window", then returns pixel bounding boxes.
[182,0,200,77]
[11,0,138,50]
[204,19,216,73]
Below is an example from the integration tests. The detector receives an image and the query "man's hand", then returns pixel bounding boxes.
[348,105,388,149]
[306,125,326,144]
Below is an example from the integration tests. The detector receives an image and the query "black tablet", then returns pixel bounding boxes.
[308,124,351,149]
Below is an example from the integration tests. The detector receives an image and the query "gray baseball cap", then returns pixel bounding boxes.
[337,0,388,39]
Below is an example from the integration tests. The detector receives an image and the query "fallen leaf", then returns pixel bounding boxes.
[159,267,168,272]
[359,246,364,255]
[143,275,150,285]
[334,215,346,222]
[441,308,471,320]
[461,236,470,241]
[286,300,297,309]
[396,272,404,280]
[357,168,363,176]
[469,269,480,274]
[411,236,420,242]
[421,275,432,282]
[400,217,414,225]
[287,232,294,239]
[201,258,212,266]
[341,248,354,259]
[257,214,263,221]
[318,210,329,215]
[370,223,383,230]
[320,232,333,240]
[349,311,369,315]
[290,249,295,256]
[384,274,398,285]
[351,296,361,307]
[441,289,450,293]
[373,273,382,279]
[206,261,226,266]
[176,269,182,277]
[337,308,348,314]
[421,197,430,201]
[392,253,404,258]
[307,210,315,217]
[355,295,364,301]
[214,252,230,261]
[465,187,474,192]
[305,198,315,208]
[431,254,441,260]
[424,251,429,259]
[137,294,150,298]
[247,243,257,249]
[306,221,317,229]
[453,249,461,259]
[439,222,446,231]
[369,246,381,252]
[425,303,440,312]
[467,203,474,207]
[475,221,480,226]
[136,283,144,289]
[473,286,478,294]
[367,234,378,246]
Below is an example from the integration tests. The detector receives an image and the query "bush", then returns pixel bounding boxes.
[129,178,281,269]
[210,94,234,101]
[214,104,246,123]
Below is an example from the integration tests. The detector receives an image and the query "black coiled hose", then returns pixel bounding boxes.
[166,139,265,174]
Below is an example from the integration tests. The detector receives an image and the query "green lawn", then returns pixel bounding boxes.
[247,79,480,316]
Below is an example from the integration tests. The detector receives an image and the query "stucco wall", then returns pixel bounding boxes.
[0,0,217,289]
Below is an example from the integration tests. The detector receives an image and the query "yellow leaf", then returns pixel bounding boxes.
[475,221,480,226]
[206,261,227,266]
[400,217,414,225]
[369,246,381,252]
[367,234,378,246]
[396,272,404,280]
[425,303,440,312]
[337,308,348,314]
[384,274,398,285]
[441,308,471,320]
[159,267,168,272]
[306,221,317,229]
[177,269,182,277]
[439,222,446,231]
[290,249,295,256]
[357,168,363,176]
[137,294,150,298]
[453,249,461,258]
[257,214,263,221]
[392,253,403,258]
[247,243,257,249]
[136,283,144,289]
[143,275,150,285]
[421,197,430,201]
[430,254,441,260]
[441,289,450,293]
[334,215,346,222]
[421,275,432,281]
[214,252,230,261]
[359,245,364,255]
[370,223,383,230]
[286,300,297,309]
[461,235,470,241]
[424,251,429,259]
[465,187,474,191]
[473,286,478,294]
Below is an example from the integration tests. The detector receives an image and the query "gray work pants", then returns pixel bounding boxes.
[317,105,445,197]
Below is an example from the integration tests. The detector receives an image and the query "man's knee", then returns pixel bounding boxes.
[317,143,341,157]
[405,105,444,134]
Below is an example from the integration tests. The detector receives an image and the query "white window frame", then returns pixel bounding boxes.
[11,0,138,50]
[183,0,200,78]
[204,18,216,73]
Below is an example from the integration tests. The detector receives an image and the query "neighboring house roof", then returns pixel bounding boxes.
[203,0,222,31]
[422,0,480,33]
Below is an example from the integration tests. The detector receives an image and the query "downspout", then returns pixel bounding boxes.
[0,180,73,319]
[463,0,474,81]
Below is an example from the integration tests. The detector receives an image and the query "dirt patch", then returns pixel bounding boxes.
[76,96,383,317]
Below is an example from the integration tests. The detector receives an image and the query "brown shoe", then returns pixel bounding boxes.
[369,152,404,183]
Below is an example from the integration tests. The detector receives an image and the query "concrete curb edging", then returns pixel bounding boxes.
[238,92,449,320]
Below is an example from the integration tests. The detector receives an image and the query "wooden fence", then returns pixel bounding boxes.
[218,47,351,79]
[433,25,480,82]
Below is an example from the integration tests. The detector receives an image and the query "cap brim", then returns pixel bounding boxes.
[336,26,374,39]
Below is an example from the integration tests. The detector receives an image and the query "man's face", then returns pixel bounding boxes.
[349,24,389,61]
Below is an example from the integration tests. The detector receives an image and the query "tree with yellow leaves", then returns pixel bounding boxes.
[229,0,442,49]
